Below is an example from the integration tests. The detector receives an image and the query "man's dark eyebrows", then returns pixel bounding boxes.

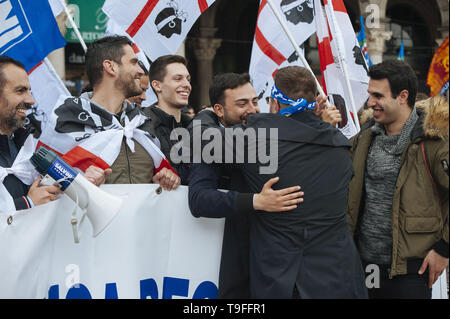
[14,84,29,91]
[368,90,383,97]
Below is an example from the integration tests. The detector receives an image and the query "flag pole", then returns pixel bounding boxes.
[324,1,361,131]
[265,0,330,106]
[58,0,87,53]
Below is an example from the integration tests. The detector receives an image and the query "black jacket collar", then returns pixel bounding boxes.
[147,104,192,129]
[246,111,351,148]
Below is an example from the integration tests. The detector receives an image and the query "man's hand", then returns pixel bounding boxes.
[253,177,304,212]
[27,177,62,206]
[313,94,328,117]
[418,249,449,288]
[152,168,180,191]
[320,105,342,126]
[84,165,112,186]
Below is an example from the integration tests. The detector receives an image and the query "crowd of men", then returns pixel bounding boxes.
[1,35,448,299]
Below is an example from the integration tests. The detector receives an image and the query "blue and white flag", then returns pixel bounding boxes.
[398,39,405,61]
[356,15,373,67]
[0,0,66,71]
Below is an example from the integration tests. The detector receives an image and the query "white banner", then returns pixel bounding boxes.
[0,184,224,299]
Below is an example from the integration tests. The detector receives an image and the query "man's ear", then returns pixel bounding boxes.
[213,104,224,118]
[151,80,162,95]
[398,89,410,105]
[269,98,279,114]
[103,60,117,77]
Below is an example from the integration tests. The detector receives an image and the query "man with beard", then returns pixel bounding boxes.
[143,55,192,184]
[187,73,305,298]
[0,56,61,210]
[127,60,150,107]
[207,67,367,298]
[42,36,179,190]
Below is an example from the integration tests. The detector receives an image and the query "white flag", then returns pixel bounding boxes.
[249,0,316,113]
[315,0,360,138]
[28,58,71,134]
[102,0,216,61]
[323,0,369,113]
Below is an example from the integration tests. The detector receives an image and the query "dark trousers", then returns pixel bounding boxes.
[364,260,432,299]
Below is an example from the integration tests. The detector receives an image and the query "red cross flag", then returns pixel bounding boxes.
[249,0,316,113]
[102,0,216,61]
[315,0,367,138]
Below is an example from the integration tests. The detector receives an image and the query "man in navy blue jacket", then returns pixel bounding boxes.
[187,73,305,298]
[0,56,61,210]
[224,67,367,298]
[188,68,367,298]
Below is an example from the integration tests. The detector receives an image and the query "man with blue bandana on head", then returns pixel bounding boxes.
[222,65,368,298]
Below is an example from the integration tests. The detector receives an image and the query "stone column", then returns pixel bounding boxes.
[191,3,221,107]
[367,29,392,64]
[359,0,392,64]
[193,35,222,106]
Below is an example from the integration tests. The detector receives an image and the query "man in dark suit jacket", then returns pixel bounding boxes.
[0,57,60,211]
[187,73,305,298]
[226,66,367,298]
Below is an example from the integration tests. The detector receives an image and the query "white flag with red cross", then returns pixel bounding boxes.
[315,0,364,138]
[249,0,316,113]
[102,0,216,61]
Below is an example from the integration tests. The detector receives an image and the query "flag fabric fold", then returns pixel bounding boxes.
[27,58,71,133]
[0,0,66,72]
[315,0,369,138]
[356,15,373,67]
[249,0,316,113]
[102,0,216,61]
[398,39,405,61]
[427,36,449,96]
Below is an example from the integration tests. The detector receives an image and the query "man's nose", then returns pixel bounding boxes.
[367,96,376,108]
[24,91,35,106]
[247,103,257,114]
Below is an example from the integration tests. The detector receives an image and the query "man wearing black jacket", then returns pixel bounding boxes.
[143,55,192,183]
[227,66,367,298]
[187,73,305,298]
[0,57,60,211]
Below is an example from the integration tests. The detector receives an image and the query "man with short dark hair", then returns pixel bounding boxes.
[187,72,305,298]
[143,54,192,183]
[1,56,61,211]
[41,36,179,190]
[348,59,449,299]
[220,66,367,298]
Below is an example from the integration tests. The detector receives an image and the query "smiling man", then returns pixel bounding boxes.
[0,56,61,210]
[143,55,193,183]
[41,36,180,190]
[348,59,449,299]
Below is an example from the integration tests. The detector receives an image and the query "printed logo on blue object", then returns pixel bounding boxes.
[0,0,32,55]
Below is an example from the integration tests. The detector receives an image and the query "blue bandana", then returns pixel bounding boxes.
[271,84,316,116]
